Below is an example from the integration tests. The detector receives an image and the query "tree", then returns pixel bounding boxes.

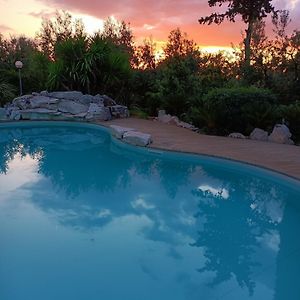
[134,37,157,70]
[0,34,49,96]
[199,0,277,71]
[164,28,198,58]
[100,17,135,58]
[36,10,87,59]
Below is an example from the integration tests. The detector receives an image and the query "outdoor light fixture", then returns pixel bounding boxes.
[15,60,23,96]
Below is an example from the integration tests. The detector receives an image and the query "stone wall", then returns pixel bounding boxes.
[0,91,129,122]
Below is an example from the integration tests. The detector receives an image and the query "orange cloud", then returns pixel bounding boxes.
[31,0,299,47]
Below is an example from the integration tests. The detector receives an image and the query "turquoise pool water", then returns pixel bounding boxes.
[0,122,300,300]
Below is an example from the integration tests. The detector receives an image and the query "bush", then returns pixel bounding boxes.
[189,87,277,135]
[0,79,16,106]
[129,106,149,119]
[150,54,202,118]
[277,102,300,142]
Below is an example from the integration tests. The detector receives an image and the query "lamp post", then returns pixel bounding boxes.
[15,60,23,96]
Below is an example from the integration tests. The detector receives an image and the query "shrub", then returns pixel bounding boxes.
[189,87,277,135]
[277,102,300,142]
[129,106,149,119]
[0,79,16,106]
[149,54,203,118]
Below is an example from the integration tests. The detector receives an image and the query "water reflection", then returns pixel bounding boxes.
[0,125,300,300]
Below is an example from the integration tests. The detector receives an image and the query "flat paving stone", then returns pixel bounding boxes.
[99,118,300,180]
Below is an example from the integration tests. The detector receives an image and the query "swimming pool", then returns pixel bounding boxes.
[0,122,300,300]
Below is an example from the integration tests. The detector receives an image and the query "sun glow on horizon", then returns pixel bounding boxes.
[200,46,235,55]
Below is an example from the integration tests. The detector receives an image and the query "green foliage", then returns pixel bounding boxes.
[190,87,277,135]
[164,28,197,58]
[0,35,49,95]
[134,38,156,70]
[129,106,149,119]
[152,54,202,117]
[36,10,87,59]
[0,79,16,106]
[277,102,300,142]
[47,36,131,102]
[1,12,300,142]
[100,17,134,58]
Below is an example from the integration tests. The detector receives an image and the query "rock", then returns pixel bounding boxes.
[30,96,59,109]
[156,110,197,131]
[5,91,128,122]
[58,100,88,115]
[158,110,166,118]
[12,95,32,110]
[178,121,197,130]
[10,109,21,120]
[158,111,176,124]
[110,105,130,118]
[93,94,105,105]
[20,108,60,120]
[158,113,173,124]
[228,133,246,139]
[250,128,268,141]
[48,91,83,101]
[40,91,48,96]
[0,108,8,120]
[123,131,152,147]
[269,124,294,145]
[102,95,116,106]
[168,116,180,126]
[78,94,95,105]
[109,125,135,139]
[85,103,111,121]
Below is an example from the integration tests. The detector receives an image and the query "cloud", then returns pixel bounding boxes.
[28,9,56,19]
[0,24,14,34]
[33,0,300,46]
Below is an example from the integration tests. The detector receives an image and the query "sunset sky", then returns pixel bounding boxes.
[0,0,299,51]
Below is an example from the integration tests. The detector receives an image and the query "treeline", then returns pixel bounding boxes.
[0,10,299,140]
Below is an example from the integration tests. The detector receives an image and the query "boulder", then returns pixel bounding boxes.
[269,124,294,145]
[58,100,88,115]
[12,95,32,110]
[0,108,8,120]
[178,121,197,131]
[110,125,135,139]
[10,109,21,120]
[158,110,166,118]
[48,91,83,101]
[250,128,268,141]
[93,94,105,105]
[158,113,173,124]
[20,108,60,120]
[168,116,180,126]
[123,131,152,147]
[40,91,48,96]
[110,105,130,118]
[30,96,59,109]
[5,91,129,122]
[77,94,95,105]
[85,103,111,121]
[228,133,246,139]
[102,95,117,106]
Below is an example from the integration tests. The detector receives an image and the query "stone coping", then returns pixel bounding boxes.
[1,118,300,181]
[100,118,300,181]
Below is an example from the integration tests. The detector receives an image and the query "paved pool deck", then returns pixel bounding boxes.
[100,118,300,181]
